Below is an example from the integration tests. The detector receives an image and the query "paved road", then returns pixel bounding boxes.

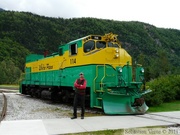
[0,111,179,135]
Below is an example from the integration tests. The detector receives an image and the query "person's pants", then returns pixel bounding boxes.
[73,93,85,117]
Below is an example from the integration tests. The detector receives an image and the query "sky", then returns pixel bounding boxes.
[0,0,180,30]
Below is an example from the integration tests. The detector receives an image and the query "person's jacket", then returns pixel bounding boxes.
[74,78,87,94]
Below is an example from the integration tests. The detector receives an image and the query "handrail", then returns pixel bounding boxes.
[59,59,66,69]
[93,65,99,93]
[100,64,106,91]
[93,65,106,93]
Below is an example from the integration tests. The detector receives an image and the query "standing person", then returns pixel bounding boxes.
[71,72,87,119]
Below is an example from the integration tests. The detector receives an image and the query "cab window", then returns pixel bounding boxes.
[84,40,95,53]
[59,48,63,56]
[69,43,77,55]
[108,42,119,48]
[96,41,106,49]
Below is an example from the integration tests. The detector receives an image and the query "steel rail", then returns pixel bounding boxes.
[135,113,180,126]
[0,92,7,122]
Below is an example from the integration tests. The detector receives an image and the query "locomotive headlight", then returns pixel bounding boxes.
[141,68,144,73]
[115,48,119,53]
[115,53,119,58]
[119,68,122,73]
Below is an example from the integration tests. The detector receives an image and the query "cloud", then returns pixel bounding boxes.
[0,0,180,29]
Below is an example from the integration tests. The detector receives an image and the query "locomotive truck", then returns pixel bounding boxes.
[20,33,151,114]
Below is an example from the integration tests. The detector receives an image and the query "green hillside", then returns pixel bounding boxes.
[0,11,180,84]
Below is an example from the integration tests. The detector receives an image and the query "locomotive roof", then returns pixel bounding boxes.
[67,35,89,44]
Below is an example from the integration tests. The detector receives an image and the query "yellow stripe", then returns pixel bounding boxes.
[26,47,132,73]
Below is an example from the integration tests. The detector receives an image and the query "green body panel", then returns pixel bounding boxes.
[22,70,60,86]
[26,54,44,63]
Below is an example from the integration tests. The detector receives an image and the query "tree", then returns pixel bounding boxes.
[0,59,22,84]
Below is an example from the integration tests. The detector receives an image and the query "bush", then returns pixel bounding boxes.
[0,59,22,84]
[144,75,180,106]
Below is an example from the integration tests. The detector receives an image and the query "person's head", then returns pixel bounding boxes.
[79,72,84,78]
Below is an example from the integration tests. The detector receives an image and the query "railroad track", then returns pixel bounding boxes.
[135,113,180,127]
[0,92,7,122]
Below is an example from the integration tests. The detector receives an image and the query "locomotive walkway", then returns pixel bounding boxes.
[0,111,180,135]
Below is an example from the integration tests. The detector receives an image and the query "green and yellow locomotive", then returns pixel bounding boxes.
[20,33,151,114]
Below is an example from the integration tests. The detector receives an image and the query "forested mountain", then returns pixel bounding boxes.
[0,10,180,84]
[0,8,4,11]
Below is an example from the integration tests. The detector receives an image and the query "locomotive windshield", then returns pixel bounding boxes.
[96,41,106,49]
[83,40,95,53]
[108,42,119,48]
[84,40,119,53]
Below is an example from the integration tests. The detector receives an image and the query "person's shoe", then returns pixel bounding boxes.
[81,116,84,119]
[71,116,77,119]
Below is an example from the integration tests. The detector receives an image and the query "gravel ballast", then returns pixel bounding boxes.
[4,93,102,121]
[4,93,72,121]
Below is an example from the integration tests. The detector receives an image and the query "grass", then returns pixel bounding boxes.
[0,84,19,90]
[148,100,180,112]
[67,126,171,135]
[68,129,124,135]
